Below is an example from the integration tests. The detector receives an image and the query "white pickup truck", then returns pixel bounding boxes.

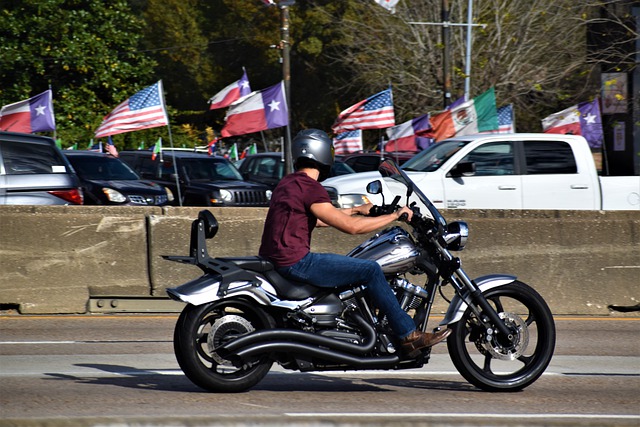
[323,133,640,210]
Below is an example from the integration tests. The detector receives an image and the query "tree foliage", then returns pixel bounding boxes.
[0,0,157,147]
[0,0,634,148]
[321,0,602,133]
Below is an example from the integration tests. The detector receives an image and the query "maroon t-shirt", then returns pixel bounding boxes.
[259,171,331,267]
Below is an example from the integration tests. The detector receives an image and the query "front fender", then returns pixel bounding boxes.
[440,274,517,325]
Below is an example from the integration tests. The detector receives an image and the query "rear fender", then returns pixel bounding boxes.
[440,274,516,325]
[166,273,276,306]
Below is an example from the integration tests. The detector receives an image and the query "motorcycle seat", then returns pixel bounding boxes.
[220,256,319,300]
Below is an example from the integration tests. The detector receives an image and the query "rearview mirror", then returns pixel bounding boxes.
[366,180,382,194]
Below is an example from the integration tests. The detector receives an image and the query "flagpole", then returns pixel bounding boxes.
[49,85,57,141]
[158,80,183,207]
[260,131,269,152]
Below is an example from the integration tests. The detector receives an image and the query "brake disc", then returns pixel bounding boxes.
[482,311,529,361]
[207,314,255,365]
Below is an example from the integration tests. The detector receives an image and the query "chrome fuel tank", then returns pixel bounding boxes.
[347,226,419,274]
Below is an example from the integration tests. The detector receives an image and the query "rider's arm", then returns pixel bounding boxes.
[316,203,373,227]
[311,202,412,235]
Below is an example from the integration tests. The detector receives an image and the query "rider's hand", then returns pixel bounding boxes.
[396,206,413,222]
[352,203,373,216]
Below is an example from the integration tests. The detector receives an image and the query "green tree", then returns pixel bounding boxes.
[0,0,156,147]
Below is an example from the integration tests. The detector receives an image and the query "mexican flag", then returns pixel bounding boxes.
[429,88,499,142]
[151,137,162,161]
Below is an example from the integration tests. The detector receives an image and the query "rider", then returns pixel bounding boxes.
[259,128,451,356]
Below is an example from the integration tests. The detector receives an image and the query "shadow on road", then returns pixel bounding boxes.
[41,363,474,394]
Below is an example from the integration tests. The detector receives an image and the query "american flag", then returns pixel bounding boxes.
[333,129,363,155]
[332,88,395,134]
[95,81,168,138]
[484,104,515,134]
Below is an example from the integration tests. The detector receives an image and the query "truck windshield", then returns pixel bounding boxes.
[401,140,470,172]
[181,158,244,181]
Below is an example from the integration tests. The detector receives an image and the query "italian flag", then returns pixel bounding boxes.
[430,88,499,142]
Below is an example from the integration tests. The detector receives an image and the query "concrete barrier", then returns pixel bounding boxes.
[0,206,638,315]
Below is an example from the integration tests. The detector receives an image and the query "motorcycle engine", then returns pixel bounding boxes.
[301,293,343,327]
[392,277,429,312]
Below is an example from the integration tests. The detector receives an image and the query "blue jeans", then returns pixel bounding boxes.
[277,252,416,339]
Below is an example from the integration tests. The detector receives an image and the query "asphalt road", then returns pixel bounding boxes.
[0,314,638,427]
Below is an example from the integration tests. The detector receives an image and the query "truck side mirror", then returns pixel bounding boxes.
[447,161,476,178]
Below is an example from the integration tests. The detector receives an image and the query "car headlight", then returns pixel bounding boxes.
[164,187,174,202]
[102,188,127,203]
[266,190,272,200]
[220,189,233,202]
[338,194,371,209]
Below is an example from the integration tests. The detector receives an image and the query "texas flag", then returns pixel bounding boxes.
[0,90,56,133]
[385,113,431,152]
[541,99,603,148]
[220,81,288,137]
[208,70,252,110]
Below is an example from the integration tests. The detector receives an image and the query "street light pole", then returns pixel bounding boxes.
[464,0,474,101]
[442,0,451,109]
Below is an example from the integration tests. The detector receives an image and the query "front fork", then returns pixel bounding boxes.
[434,242,515,340]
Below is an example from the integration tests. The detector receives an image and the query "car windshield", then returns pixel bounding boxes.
[68,155,139,180]
[331,161,355,176]
[401,140,470,172]
[181,158,243,181]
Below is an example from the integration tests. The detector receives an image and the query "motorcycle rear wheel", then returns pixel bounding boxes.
[447,280,555,392]
[174,299,275,393]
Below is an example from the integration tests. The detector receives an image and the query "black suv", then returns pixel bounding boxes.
[237,152,355,190]
[0,131,83,205]
[64,151,171,206]
[119,150,271,207]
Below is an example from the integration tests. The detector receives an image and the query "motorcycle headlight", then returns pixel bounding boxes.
[338,194,371,209]
[102,188,127,203]
[443,221,469,251]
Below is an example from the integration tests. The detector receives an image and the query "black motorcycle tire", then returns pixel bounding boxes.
[447,280,556,392]
[174,299,275,393]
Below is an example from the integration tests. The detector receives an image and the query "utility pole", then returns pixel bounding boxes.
[279,0,295,175]
[409,0,485,109]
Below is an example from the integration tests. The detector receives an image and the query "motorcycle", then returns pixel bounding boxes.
[165,159,556,393]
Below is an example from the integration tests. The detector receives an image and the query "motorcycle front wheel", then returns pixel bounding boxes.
[447,280,556,392]
[174,299,275,393]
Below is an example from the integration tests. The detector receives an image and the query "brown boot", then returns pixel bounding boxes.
[401,328,452,358]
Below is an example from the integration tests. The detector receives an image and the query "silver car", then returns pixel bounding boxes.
[0,131,83,205]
